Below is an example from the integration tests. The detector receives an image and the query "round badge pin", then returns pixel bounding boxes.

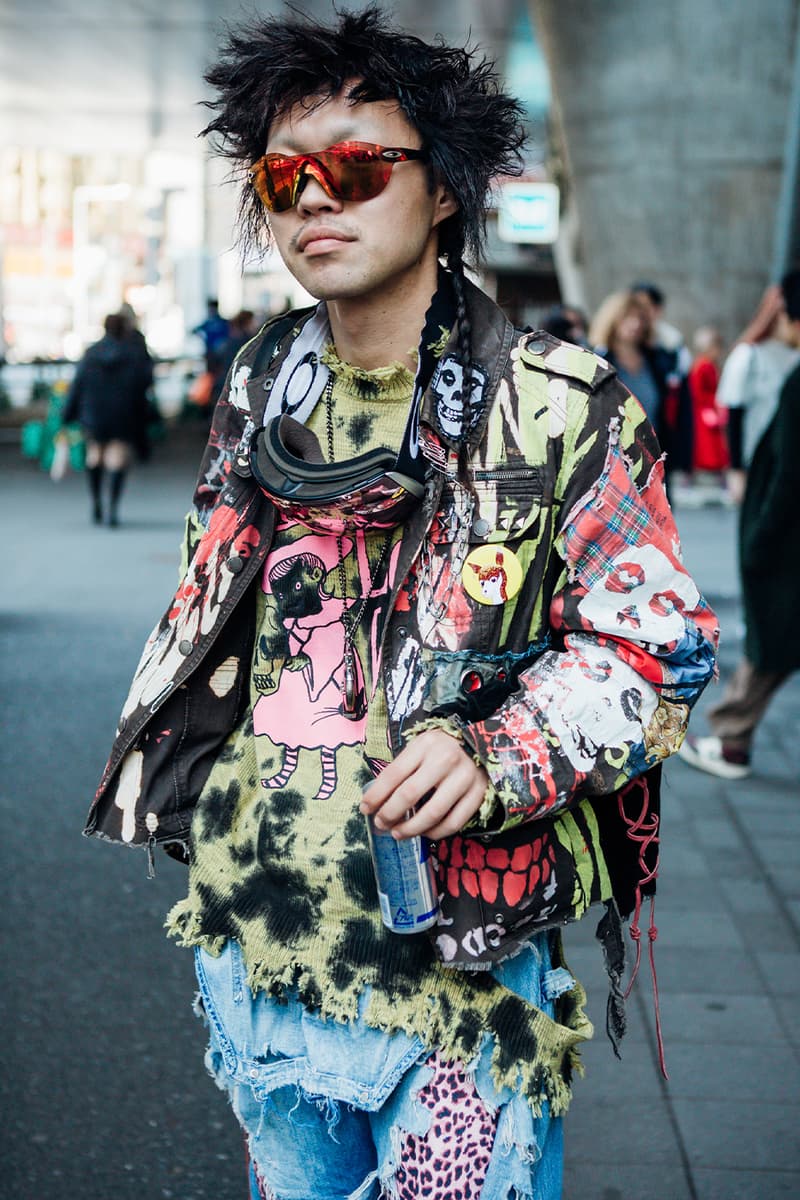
[462,546,523,606]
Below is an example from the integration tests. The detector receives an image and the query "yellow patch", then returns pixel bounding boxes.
[462,546,523,605]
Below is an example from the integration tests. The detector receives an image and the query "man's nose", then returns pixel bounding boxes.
[295,163,343,215]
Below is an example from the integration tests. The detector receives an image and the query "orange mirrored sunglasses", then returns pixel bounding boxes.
[249,141,430,212]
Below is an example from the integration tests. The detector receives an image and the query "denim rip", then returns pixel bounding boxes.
[194,934,574,1200]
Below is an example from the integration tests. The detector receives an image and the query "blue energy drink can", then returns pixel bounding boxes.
[363,787,439,934]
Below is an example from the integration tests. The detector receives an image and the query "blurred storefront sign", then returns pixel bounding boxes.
[496,181,560,244]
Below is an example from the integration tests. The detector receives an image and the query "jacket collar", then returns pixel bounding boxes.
[240,278,516,454]
[419,278,515,455]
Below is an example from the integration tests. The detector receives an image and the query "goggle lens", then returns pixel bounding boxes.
[250,142,428,212]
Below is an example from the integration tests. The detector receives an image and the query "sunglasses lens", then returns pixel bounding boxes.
[252,156,301,212]
[324,146,392,202]
[253,144,400,212]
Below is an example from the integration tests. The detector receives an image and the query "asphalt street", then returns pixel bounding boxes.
[3,426,798,1200]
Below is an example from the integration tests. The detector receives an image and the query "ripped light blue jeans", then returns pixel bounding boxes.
[194,933,572,1200]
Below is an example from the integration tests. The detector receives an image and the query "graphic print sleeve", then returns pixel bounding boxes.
[463,376,719,828]
[177,352,253,575]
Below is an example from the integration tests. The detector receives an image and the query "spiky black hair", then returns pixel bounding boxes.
[200,4,527,268]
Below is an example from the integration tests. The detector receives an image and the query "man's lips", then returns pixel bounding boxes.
[296,226,355,253]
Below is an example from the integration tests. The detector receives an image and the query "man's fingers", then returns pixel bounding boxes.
[395,778,487,841]
[361,732,466,816]
[360,739,427,810]
[374,753,476,830]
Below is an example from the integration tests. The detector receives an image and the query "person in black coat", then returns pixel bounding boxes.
[679,268,800,778]
[63,312,153,526]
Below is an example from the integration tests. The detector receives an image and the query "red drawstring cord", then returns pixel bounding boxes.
[618,777,669,1080]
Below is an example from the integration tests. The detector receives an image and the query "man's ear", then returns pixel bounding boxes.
[432,183,459,228]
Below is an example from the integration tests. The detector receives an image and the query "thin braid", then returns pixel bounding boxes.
[446,245,477,489]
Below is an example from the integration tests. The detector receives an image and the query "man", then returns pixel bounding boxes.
[680,269,800,780]
[192,296,230,368]
[85,9,717,1198]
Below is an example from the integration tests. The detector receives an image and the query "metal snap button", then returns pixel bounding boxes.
[227,555,244,574]
[178,640,194,656]
[528,339,546,354]
[262,378,273,392]
[471,517,491,538]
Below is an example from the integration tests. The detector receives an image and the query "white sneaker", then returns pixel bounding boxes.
[678,735,751,780]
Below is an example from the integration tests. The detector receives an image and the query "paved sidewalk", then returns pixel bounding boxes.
[563,501,800,1200]
[2,430,798,1199]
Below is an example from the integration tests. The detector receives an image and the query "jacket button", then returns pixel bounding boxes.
[262,378,273,392]
[472,517,491,538]
[227,555,244,574]
[178,640,194,656]
[527,338,546,354]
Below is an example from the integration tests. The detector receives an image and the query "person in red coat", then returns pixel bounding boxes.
[688,327,729,476]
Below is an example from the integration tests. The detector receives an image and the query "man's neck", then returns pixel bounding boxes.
[325,262,441,374]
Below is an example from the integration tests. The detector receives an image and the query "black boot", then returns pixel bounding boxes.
[87,465,104,524]
[107,469,127,527]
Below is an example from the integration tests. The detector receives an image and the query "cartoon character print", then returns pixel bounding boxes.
[253,534,361,801]
[253,530,399,801]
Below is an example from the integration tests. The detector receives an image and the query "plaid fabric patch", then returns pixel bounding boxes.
[561,444,655,587]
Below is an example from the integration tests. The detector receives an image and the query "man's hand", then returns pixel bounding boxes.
[360,729,489,840]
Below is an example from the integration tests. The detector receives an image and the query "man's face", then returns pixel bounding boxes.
[633,290,659,325]
[263,91,457,302]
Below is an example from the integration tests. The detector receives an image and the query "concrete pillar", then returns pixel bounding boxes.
[531,0,799,341]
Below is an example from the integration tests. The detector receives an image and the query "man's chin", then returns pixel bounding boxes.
[294,275,370,303]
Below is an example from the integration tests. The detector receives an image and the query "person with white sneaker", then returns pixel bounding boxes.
[680,268,800,781]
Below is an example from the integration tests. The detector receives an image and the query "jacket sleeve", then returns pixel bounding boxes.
[740,366,800,566]
[460,375,719,829]
[177,353,252,576]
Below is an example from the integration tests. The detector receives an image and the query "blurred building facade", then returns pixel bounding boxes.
[1,0,797,362]
[531,0,800,341]
[0,0,553,363]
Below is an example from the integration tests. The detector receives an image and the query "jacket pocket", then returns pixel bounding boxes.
[433,465,544,547]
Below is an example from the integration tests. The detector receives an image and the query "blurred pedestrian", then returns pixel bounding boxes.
[630,281,689,367]
[716,283,800,502]
[192,297,230,370]
[589,289,674,454]
[209,309,258,407]
[687,326,729,481]
[541,303,589,346]
[117,301,152,362]
[83,9,717,1199]
[62,312,153,527]
[680,269,800,779]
